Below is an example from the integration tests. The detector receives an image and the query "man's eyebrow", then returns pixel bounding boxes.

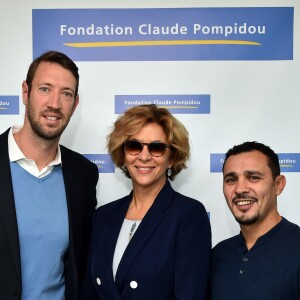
[62,87,75,93]
[223,170,264,178]
[223,172,236,178]
[38,82,75,91]
[244,170,264,176]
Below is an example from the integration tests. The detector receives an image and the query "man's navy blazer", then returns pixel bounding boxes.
[0,128,99,300]
[83,181,211,300]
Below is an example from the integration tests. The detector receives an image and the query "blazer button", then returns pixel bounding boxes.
[96,277,101,285]
[130,281,138,289]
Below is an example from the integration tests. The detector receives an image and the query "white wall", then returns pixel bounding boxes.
[1,0,299,246]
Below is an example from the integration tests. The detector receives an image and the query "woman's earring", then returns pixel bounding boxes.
[167,168,172,177]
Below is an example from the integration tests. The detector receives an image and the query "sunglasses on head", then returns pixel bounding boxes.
[124,139,170,157]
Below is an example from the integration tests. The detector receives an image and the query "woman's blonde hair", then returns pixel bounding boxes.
[107,104,190,180]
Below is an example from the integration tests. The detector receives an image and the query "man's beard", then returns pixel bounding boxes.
[234,214,259,225]
[232,194,259,225]
[27,100,71,140]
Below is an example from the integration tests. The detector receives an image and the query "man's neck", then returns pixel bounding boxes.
[13,128,59,171]
[241,213,282,250]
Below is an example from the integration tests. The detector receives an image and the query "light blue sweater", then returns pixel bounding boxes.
[10,162,69,300]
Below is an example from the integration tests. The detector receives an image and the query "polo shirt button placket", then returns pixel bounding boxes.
[240,256,249,275]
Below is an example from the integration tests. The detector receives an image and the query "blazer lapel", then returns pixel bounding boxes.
[115,181,174,290]
[60,146,78,291]
[107,195,131,265]
[0,129,22,281]
[105,194,132,300]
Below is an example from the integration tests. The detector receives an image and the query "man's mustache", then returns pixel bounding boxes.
[233,194,257,202]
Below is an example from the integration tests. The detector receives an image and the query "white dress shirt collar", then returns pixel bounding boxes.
[8,126,62,178]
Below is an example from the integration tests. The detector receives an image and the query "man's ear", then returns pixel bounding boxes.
[275,175,286,196]
[71,94,79,115]
[22,81,29,105]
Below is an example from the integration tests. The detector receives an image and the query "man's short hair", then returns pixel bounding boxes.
[222,141,280,179]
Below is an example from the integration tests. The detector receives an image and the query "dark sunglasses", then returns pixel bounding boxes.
[124,140,170,157]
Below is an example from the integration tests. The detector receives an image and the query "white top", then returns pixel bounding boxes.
[112,219,142,280]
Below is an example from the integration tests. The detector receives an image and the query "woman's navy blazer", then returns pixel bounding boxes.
[82,181,211,300]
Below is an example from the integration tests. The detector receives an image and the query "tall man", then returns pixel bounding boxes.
[0,51,99,300]
[211,141,300,299]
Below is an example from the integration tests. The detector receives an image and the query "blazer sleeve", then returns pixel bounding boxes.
[174,201,212,300]
[80,207,118,300]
